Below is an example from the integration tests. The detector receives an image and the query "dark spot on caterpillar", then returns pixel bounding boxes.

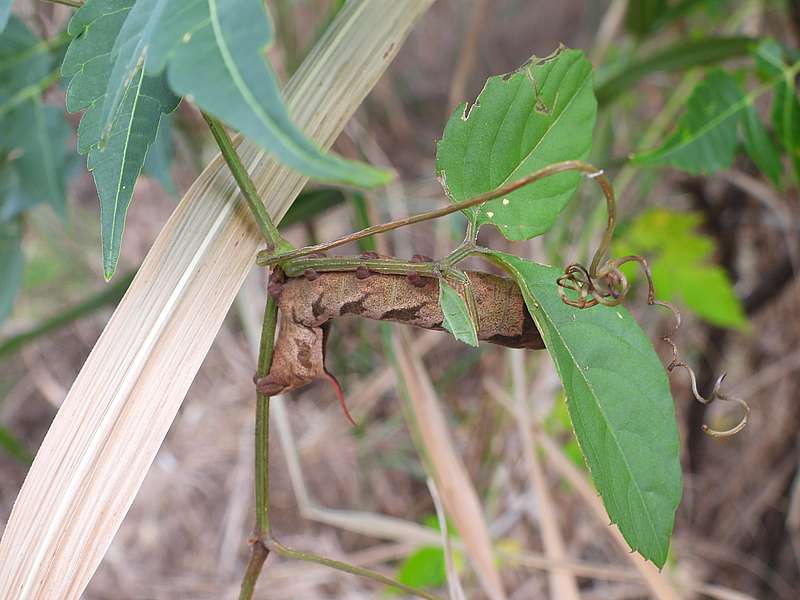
[312,296,326,319]
[361,251,380,259]
[407,272,428,288]
[486,311,543,350]
[296,341,313,369]
[355,265,371,280]
[382,303,425,322]
[340,294,371,316]
[304,268,320,281]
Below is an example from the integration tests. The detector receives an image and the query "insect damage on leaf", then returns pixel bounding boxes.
[436,47,596,241]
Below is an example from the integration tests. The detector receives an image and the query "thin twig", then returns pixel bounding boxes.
[259,160,614,267]
[266,538,443,600]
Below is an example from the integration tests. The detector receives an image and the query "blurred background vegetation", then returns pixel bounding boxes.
[1,0,799,598]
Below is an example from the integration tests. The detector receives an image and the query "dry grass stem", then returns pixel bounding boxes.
[509,351,581,600]
[393,328,507,600]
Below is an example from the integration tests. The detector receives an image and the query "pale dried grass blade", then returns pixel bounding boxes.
[509,352,581,600]
[0,2,436,597]
[393,329,507,600]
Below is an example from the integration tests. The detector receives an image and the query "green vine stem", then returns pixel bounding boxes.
[202,112,293,254]
[239,295,278,600]
[258,160,614,270]
[266,539,443,600]
[280,255,440,278]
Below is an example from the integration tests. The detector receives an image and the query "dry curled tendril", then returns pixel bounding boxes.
[557,168,750,439]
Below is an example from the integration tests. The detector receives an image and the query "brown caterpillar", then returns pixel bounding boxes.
[256,270,543,422]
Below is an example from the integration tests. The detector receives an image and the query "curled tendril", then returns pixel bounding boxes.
[555,169,750,439]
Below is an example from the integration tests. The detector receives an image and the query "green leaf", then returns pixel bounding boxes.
[595,36,754,106]
[0,218,23,324]
[484,251,682,567]
[1,17,71,218]
[0,15,55,118]
[624,0,730,37]
[144,0,389,188]
[0,160,26,221]
[633,69,745,173]
[98,0,168,142]
[280,187,346,228]
[755,39,800,186]
[614,208,747,330]
[436,48,596,241]
[438,279,478,347]
[142,111,176,195]
[652,259,746,329]
[62,0,180,279]
[395,547,446,591]
[741,104,782,185]
[0,0,12,35]
[625,0,668,36]
[1,98,72,218]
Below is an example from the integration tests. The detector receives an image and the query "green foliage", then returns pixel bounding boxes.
[633,69,745,172]
[144,0,389,188]
[0,17,71,326]
[625,0,668,36]
[0,219,22,324]
[395,547,446,592]
[1,99,72,219]
[438,280,478,347]
[1,17,71,219]
[485,252,682,567]
[392,515,462,593]
[280,188,347,228]
[63,0,180,279]
[0,0,11,34]
[142,112,177,195]
[436,48,596,241]
[742,102,782,185]
[543,394,584,470]
[594,36,754,106]
[755,39,800,186]
[632,40,800,184]
[614,209,747,329]
[624,0,728,37]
